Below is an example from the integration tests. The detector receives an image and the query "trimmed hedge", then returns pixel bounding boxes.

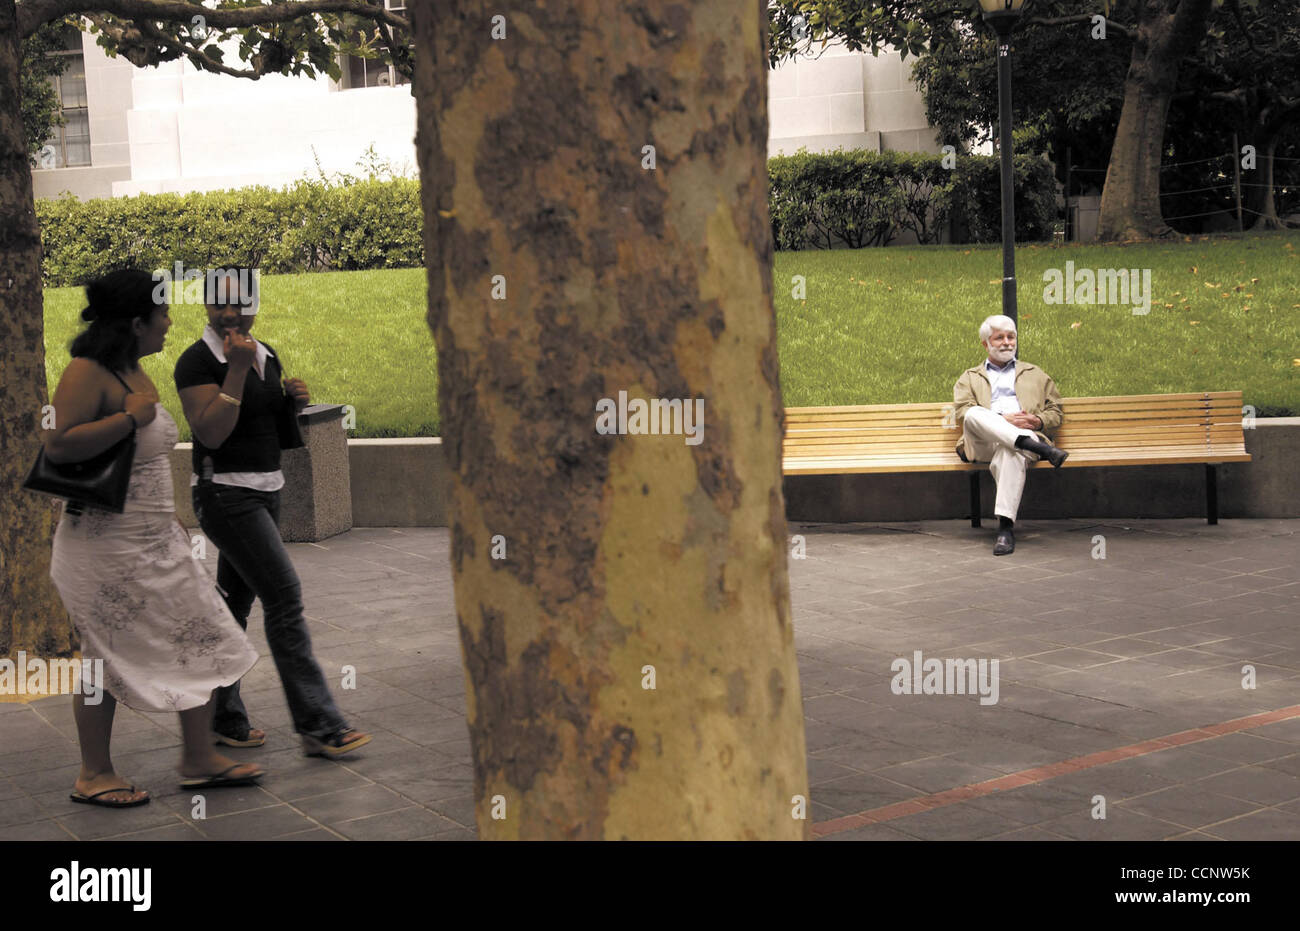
[36,149,1058,285]
[768,148,1057,251]
[37,178,423,286]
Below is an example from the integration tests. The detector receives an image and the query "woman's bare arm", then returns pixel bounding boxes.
[179,362,250,449]
[43,359,134,464]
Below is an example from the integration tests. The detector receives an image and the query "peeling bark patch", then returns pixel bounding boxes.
[460,606,578,796]
[768,668,785,719]
[726,668,747,716]
[447,224,493,300]
[628,4,691,50]
[768,488,790,631]
[593,724,638,776]
[450,521,475,575]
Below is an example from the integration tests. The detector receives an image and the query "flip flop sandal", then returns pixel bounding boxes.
[302,730,372,758]
[179,763,266,789]
[70,786,150,808]
[214,728,266,748]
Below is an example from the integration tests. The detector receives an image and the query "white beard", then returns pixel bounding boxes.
[989,347,1016,364]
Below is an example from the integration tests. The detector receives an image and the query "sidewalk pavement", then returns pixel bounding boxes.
[2,518,1298,841]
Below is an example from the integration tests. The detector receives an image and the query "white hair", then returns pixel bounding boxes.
[979,314,1017,344]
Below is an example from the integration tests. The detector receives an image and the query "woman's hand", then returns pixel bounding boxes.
[223,330,257,370]
[124,390,159,428]
[284,377,310,410]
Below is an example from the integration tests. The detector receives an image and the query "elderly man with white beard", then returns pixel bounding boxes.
[952,315,1068,555]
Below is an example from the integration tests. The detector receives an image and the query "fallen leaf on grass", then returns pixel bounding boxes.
[1070,321,1082,329]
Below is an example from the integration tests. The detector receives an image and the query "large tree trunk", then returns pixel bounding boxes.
[0,0,75,658]
[1097,0,1215,241]
[410,0,808,839]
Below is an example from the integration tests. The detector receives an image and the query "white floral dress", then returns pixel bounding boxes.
[50,404,258,712]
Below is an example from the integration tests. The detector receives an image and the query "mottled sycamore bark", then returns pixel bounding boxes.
[410,0,808,838]
[1097,0,1214,241]
[0,0,75,657]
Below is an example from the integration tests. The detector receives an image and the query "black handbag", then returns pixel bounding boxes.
[268,345,305,450]
[22,370,138,514]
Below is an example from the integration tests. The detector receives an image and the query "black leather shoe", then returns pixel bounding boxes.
[993,529,1015,555]
[1017,435,1069,468]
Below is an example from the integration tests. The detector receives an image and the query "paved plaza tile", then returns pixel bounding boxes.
[1,517,1297,840]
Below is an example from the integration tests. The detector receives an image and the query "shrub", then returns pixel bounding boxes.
[768,147,1057,250]
[37,178,423,286]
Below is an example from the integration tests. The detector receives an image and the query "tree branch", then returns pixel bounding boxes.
[85,12,272,78]
[18,0,408,39]
[1022,13,1133,39]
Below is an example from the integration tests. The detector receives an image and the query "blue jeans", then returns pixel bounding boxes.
[193,481,346,741]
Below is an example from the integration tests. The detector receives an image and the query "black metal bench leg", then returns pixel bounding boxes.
[1206,464,1218,525]
[969,472,981,528]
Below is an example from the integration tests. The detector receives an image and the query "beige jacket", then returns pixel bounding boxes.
[952,359,1064,459]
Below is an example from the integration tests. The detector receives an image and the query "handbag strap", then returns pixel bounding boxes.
[108,369,143,427]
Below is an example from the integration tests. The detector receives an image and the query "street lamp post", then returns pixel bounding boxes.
[979,0,1029,328]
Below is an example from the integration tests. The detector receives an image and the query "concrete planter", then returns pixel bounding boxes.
[171,403,353,541]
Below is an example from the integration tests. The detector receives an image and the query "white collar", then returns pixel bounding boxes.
[202,325,270,379]
[984,357,1016,374]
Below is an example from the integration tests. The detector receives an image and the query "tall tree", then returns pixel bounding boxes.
[410,0,809,838]
[1180,0,1300,229]
[765,0,1232,240]
[0,0,410,656]
[1096,0,1217,240]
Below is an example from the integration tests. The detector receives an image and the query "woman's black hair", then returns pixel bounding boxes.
[68,269,165,372]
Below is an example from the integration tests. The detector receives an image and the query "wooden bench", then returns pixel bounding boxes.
[783,391,1251,525]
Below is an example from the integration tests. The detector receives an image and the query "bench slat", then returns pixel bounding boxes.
[782,391,1250,475]
[785,391,1243,417]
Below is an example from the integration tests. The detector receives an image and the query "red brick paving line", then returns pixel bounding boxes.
[810,704,1300,838]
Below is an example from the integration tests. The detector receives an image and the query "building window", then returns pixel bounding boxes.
[42,26,91,168]
[339,0,409,90]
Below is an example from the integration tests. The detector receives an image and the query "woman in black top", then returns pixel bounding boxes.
[175,269,370,758]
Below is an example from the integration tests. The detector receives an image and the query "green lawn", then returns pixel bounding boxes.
[776,231,1299,416]
[42,231,1300,439]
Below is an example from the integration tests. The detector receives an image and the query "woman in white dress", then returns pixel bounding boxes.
[44,269,266,808]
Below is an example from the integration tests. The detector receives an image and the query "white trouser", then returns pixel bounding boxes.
[962,406,1038,522]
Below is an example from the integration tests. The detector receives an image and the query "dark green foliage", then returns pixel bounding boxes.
[36,177,424,286]
[768,148,1057,251]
